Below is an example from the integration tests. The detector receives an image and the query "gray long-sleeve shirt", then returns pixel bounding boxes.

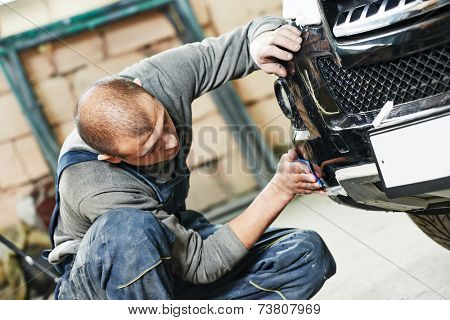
[50,16,285,284]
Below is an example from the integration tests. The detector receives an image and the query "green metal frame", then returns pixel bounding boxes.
[0,0,277,186]
[0,0,171,53]
[0,49,60,170]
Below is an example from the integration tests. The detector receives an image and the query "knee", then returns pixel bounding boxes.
[91,208,175,256]
[96,208,162,237]
[97,208,158,231]
[84,208,175,293]
[269,230,336,299]
[297,230,336,280]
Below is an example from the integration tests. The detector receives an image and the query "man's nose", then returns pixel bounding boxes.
[162,133,177,150]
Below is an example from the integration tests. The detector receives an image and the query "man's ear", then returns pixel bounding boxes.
[133,78,142,87]
[97,154,122,164]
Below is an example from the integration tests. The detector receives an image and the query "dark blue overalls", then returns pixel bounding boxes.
[47,150,336,300]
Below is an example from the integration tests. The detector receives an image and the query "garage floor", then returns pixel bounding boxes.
[272,194,450,299]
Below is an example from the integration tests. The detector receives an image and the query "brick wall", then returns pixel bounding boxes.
[0,0,290,228]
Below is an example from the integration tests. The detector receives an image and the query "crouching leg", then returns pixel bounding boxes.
[58,208,176,300]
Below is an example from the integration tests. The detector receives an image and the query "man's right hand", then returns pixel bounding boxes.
[229,149,323,249]
[250,24,303,77]
[271,149,323,200]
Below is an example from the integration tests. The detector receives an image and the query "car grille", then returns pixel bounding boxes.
[317,44,450,114]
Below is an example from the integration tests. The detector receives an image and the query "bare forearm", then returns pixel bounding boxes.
[228,178,293,249]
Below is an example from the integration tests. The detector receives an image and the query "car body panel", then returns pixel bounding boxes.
[277,0,450,213]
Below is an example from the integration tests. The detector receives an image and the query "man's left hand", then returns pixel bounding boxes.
[250,24,302,77]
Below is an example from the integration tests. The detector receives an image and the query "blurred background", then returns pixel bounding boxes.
[0,0,449,300]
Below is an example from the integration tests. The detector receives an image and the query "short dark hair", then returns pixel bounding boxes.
[75,76,154,157]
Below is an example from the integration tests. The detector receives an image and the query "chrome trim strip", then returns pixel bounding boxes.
[333,0,448,37]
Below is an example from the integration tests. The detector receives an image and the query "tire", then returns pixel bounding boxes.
[408,213,450,250]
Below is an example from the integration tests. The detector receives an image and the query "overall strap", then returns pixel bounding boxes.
[48,150,99,247]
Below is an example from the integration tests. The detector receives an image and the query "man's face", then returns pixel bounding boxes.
[113,96,180,167]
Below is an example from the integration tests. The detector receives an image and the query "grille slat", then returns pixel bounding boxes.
[317,45,450,114]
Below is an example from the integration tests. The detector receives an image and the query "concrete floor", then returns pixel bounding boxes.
[272,195,450,299]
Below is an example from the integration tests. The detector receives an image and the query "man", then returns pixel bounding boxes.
[48,16,336,299]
